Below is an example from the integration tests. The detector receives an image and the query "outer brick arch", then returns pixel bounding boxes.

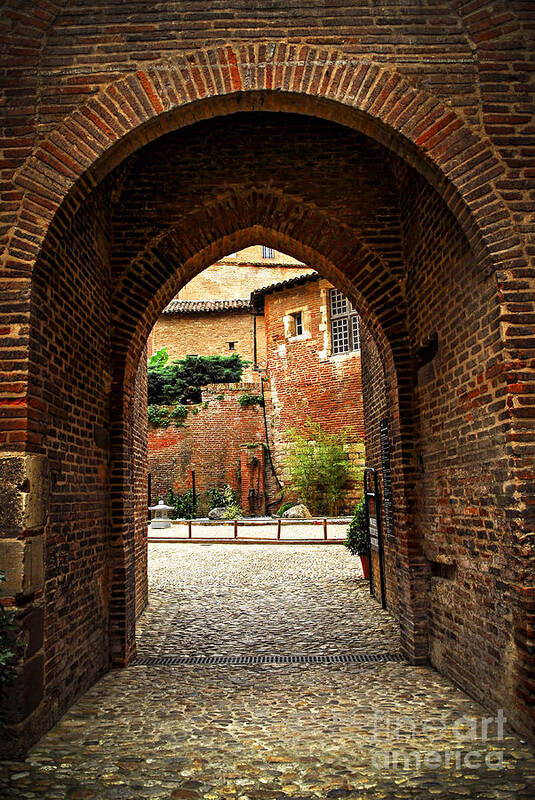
[2,30,533,757]
[7,44,523,282]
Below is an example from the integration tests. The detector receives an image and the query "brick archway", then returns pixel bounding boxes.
[2,43,533,756]
[115,194,405,371]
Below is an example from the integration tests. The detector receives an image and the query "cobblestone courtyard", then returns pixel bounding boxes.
[2,544,534,799]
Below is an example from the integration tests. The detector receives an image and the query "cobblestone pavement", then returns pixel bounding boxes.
[2,544,534,799]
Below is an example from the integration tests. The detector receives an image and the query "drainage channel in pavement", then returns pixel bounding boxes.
[133,652,405,666]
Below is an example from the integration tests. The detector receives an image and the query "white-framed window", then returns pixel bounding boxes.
[329,288,360,354]
[284,308,309,341]
[293,311,304,337]
[262,245,274,259]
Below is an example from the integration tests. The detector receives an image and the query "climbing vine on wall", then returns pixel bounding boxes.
[238,393,264,408]
[147,403,189,429]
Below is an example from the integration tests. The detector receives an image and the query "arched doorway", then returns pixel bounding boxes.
[2,52,531,753]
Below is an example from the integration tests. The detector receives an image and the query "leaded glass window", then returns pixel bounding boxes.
[329,288,360,354]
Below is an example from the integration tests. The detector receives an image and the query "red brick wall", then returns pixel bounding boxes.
[264,278,365,512]
[22,188,113,753]
[399,164,524,720]
[148,383,266,513]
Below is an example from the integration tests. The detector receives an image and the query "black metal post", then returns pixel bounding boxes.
[191,469,196,509]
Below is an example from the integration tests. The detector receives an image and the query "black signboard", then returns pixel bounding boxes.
[364,468,387,609]
[368,493,379,552]
[380,419,395,540]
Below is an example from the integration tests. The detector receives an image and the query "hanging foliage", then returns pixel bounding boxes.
[148,350,248,405]
[147,349,249,427]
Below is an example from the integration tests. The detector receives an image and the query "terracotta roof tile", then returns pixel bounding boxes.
[162,299,252,314]
[250,273,319,311]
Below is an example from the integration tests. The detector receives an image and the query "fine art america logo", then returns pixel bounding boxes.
[371,709,507,771]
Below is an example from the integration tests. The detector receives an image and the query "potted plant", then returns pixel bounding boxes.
[344,499,370,579]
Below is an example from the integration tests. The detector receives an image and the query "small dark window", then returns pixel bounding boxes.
[430,561,457,580]
[329,288,360,354]
[262,246,274,259]
[228,341,236,350]
[293,311,304,336]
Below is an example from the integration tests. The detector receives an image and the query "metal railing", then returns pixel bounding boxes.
[148,516,351,544]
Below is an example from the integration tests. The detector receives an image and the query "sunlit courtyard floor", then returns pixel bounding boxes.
[2,544,534,799]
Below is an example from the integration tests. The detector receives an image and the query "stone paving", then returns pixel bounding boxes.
[1,544,534,799]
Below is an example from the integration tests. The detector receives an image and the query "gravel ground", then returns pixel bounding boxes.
[137,544,399,657]
[2,543,534,800]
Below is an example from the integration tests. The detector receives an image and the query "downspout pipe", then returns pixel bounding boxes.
[261,375,285,514]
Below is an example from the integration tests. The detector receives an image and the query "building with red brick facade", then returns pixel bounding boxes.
[254,274,365,509]
[148,249,365,515]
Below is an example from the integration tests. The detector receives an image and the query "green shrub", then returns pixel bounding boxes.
[238,393,264,408]
[221,503,243,520]
[148,352,248,406]
[147,351,249,429]
[207,484,237,510]
[166,488,198,519]
[344,499,369,556]
[285,421,362,516]
[0,571,24,726]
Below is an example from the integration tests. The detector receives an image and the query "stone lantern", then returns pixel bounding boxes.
[149,499,174,529]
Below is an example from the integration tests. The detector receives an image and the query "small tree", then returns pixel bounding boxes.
[285,426,321,513]
[285,421,362,516]
[166,488,198,519]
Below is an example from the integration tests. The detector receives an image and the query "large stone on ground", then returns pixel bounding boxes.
[283,503,312,518]
[208,507,228,520]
